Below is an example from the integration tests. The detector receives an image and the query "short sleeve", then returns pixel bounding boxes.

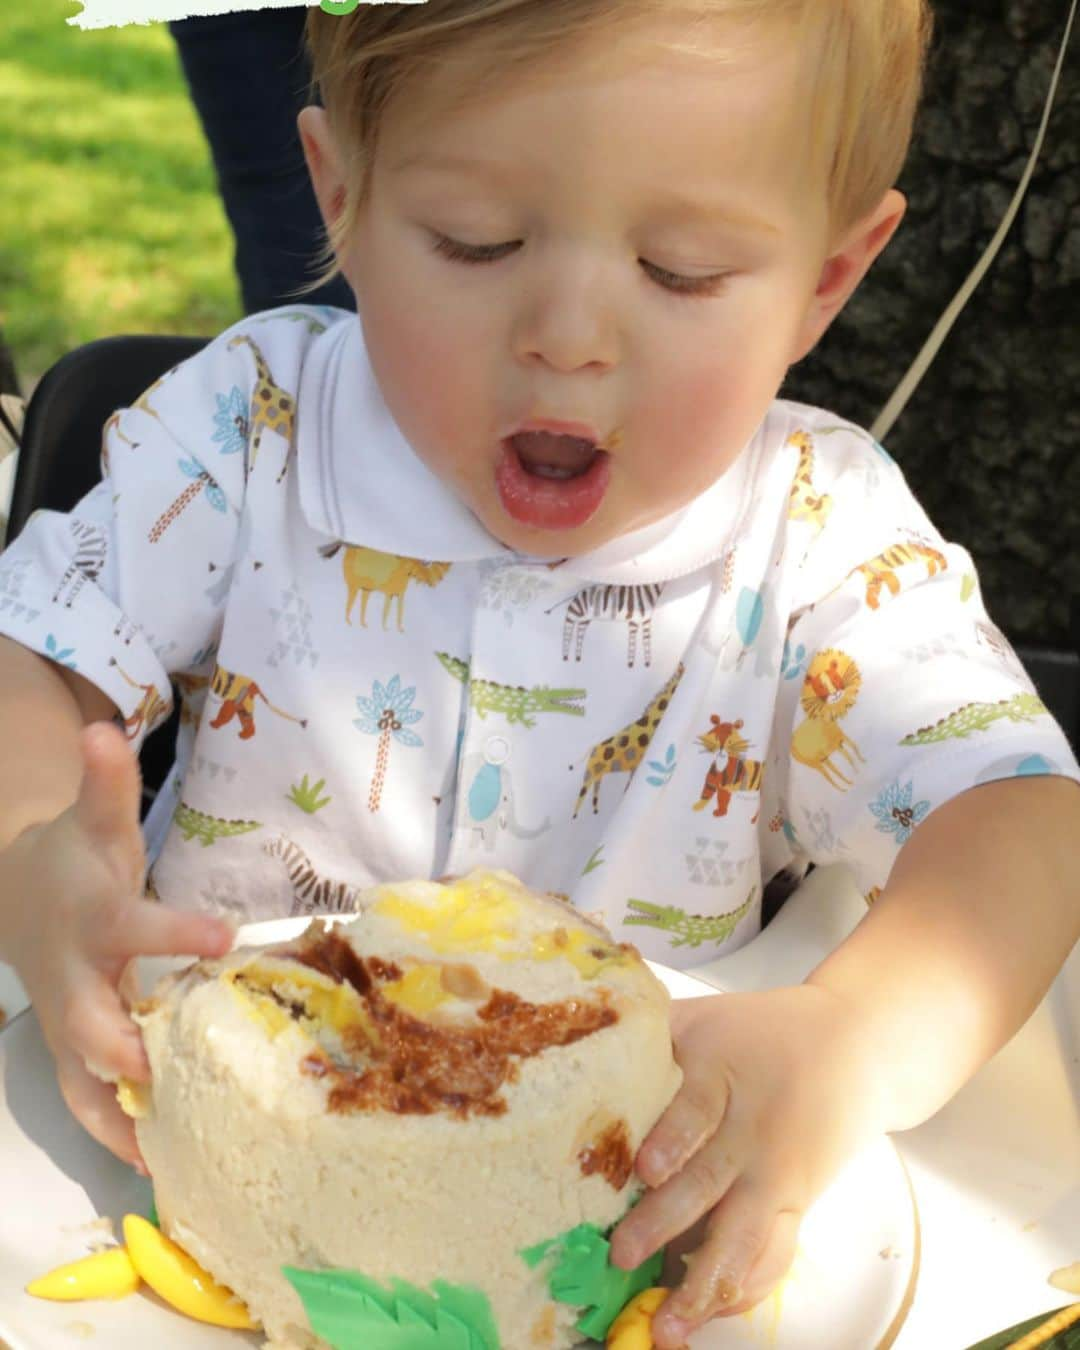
[0,339,251,751]
[770,460,1080,902]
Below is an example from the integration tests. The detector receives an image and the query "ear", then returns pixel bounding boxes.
[788,189,907,363]
[297,105,349,234]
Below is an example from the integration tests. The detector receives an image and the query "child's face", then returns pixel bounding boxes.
[305,15,894,558]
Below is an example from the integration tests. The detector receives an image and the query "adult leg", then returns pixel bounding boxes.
[169,8,355,314]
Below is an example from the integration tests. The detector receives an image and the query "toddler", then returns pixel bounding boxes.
[1,2,1078,1344]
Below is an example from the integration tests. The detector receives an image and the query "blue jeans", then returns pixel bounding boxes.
[169,8,355,315]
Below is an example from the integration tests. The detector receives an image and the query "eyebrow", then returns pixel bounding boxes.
[647,190,781,236]
[387,152,517,184]
[389,154,781,236]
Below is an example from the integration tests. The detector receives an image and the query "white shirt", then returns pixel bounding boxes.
[1,306,1075,968]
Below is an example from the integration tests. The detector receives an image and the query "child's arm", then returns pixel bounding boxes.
[807,773,1079,1128]
[0,635,233,1166]
[610,774,1080,1348]
[0,634,114,851]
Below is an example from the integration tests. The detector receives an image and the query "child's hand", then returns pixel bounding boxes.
[3,722,234,1167]
[609,987,883,1348]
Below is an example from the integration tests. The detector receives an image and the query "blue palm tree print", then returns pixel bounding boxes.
[211,386,250,457]
[354,675,424,812]
[868,779,931,845]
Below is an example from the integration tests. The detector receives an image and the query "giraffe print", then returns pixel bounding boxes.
[102,365,178,458]
[573,663,684,817]
[108,657,171,741]
[786,430,833,534]
[228,335,297,482]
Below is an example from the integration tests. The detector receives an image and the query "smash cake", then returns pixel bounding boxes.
[121,869,684,1349]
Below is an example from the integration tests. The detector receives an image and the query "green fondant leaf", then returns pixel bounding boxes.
[394,1296,435,1331]
[390,1277,439,1329]
[432,1280,500,1350]
[963,1307,1080,1350]
[518,1221,665,1342]
[282,1267,498,1350]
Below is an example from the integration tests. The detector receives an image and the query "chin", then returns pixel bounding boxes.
[487,515,616,562]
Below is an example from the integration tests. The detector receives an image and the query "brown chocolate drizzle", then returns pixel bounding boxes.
[578,1118,633,1190]
[287,930,380,993]
[282,930,617,1118]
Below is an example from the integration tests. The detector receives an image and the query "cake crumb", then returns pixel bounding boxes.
[61,1216,116,1252]
[578,1117,633,1190]
[63,1322,96,1339]
[530,1304,557,1346]
[1049,1261,1080,1295]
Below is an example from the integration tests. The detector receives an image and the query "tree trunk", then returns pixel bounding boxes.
[783,0,1078,649]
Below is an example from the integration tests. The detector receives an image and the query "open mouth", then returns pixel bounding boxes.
[496,431,612,531]
[511,430,601,479]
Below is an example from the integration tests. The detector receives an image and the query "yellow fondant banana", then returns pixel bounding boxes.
[122,1214,257,1330]
[26,1247,140,1301]
[606,1287,669,1350]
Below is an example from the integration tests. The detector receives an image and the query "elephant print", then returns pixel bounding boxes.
[460,738,550,850]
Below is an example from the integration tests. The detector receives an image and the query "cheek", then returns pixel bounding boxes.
[631,353,759,494]
[350,257,492,451]
[632,302,797,493]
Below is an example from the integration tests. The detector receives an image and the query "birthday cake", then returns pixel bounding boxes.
[126,869,683,1349]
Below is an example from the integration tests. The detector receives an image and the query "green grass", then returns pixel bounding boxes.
[0,1,241,389]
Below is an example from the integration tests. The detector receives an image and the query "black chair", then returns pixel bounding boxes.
[1016,638,1080,753]
[9,335,210,805]
[9,335,208,535]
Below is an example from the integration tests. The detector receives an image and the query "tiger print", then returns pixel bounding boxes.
[853,539,947,610]
[693,715,764,820]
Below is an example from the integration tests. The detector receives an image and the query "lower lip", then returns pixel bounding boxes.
[494,441,612,531]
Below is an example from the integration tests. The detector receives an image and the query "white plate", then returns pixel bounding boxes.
[0,919,919,1349]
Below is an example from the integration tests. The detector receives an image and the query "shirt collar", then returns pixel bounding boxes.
[297,312,761,584]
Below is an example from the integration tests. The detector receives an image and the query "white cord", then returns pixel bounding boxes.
[872,0,1078,443]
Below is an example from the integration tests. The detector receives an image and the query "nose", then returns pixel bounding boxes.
[511,253,620,375]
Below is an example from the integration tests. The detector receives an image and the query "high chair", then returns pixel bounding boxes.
[7,334,208,805]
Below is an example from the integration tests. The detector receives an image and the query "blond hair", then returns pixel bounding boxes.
[301,0,933,289]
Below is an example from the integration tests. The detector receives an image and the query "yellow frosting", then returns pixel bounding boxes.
[375,877,632,979]
[226,963,378,1045]
[381,963,452,1015]
[373,878,522,953]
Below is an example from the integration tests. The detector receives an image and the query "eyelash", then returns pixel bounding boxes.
[430,234,730,299]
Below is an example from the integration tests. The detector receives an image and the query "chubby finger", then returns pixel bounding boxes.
[55,1049,145,1169]
[611,1131,738,1272]
[651,1183,797,1347]
[721,1209,801,1317]
[74,722,143,844]
[92,897,235,963]
[52,970,151,1083]
[636,1072,732,1189]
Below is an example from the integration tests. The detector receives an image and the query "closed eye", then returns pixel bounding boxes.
[639,260,732,298]
[431,234,520,265]
[430,233,731,298]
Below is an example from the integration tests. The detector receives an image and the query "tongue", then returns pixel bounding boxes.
[511,431,597,476]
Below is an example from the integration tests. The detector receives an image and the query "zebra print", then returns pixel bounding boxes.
[51,519,109,607]
[69,518,108,582]
[565,583,662,624]
[263,835,361,916]
[557,583,664,666]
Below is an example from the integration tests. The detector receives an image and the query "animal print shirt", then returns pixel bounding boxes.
[0,307,1076,968]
